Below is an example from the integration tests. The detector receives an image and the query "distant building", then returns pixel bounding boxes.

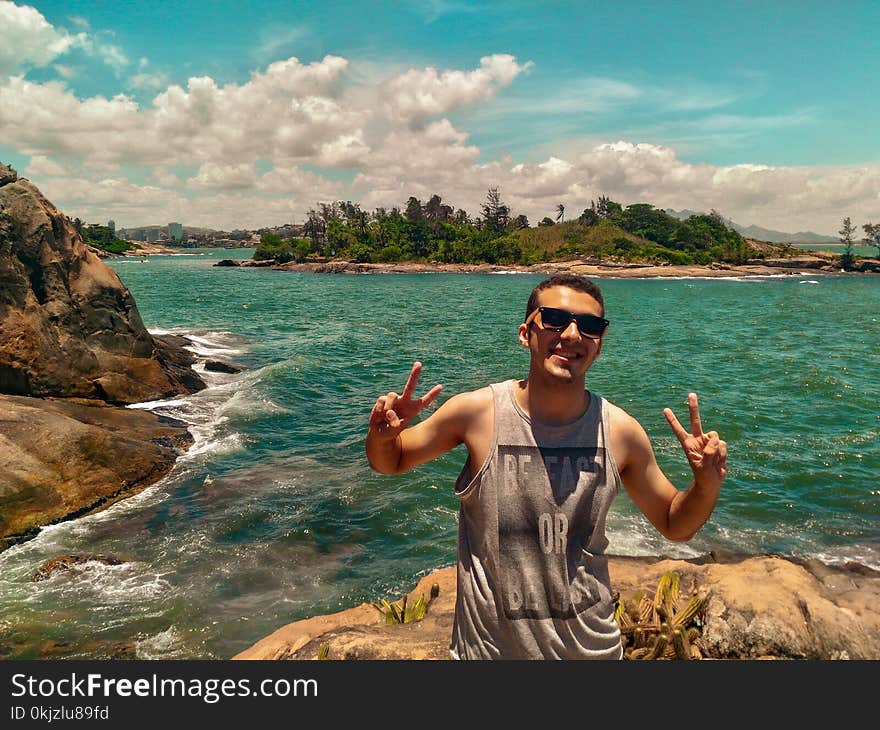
[108,220,116,235]
[145,228,159,243]
[168,222,184,241]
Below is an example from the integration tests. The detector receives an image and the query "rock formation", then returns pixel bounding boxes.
[0,164,206,549]
[0,164,205,404]
[233,554,880,660]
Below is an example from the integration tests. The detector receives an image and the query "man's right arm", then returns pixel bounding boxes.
[366,390,476,475]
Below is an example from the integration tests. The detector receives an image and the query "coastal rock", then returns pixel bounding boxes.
[213,259,240,267]
[0,164,208,548]
[854,259,880,272]
[0,393,194,550]
[0,167,206,404]
[204,359,242,374]
[261,257,873,279]
[233,555,880,660]
[0,164,17,186]
[32,553,124,582]
[747,255,829,269]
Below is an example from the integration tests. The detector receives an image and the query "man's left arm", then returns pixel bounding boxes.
[612,393,727,542]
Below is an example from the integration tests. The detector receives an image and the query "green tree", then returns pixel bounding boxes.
[538,217,555,226]
[593,195,623,220]
[511,214,530,230]
[404,196,424,224]
[862,222,880,258]
[480,187,510,233]
[579,208,599,226]
[839,216,856,270]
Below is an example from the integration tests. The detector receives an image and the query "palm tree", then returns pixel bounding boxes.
[555,203,565,223]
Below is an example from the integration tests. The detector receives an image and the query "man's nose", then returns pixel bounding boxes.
[560,319,582,339]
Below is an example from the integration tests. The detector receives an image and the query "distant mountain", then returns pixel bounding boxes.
[663,208,838,244]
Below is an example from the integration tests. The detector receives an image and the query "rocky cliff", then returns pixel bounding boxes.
[0,164,206,549]
[0,164,203,404]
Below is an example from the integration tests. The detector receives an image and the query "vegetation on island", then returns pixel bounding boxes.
[72,218,138,255]
[253,189,758,267]
[864,222,880,259]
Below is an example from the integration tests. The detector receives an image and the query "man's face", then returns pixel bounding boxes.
[518,286,605,384]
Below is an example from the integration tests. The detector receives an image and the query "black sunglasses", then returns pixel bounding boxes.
[526,306,609,339]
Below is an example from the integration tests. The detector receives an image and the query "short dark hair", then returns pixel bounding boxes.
[524,274,605,321]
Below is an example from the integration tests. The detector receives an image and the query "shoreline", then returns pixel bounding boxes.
[249,255,878,279]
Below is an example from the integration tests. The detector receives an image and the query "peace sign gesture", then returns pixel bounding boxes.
[369,362,443,442]
[663,393,728,493]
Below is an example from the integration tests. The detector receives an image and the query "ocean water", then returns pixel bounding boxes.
[1,248,878,659]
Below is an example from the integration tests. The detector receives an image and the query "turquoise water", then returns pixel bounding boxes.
[1,248,878,659]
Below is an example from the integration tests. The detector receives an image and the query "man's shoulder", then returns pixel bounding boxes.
[600,396,646,435]
[443,384,495,413]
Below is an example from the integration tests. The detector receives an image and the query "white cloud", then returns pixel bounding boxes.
[52,63,76,79]
[384,54,532,124]
[66,15,90,30]
[129,71,170,91]
[0,55,360,167]
[151,167,182,187]
[256,165,343,198]
[6,48,879,236]
[187,162,257,190]
[253,25,311,64]
[34,175,306,229]
[24,155,71,177]
[0,1,78,76]
[315,132,371,168]
[97,42,129,71]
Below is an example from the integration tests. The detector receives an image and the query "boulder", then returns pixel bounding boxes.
[233,555,880,660]
[0,165,205,404]
[213,259,240,267]
[204,359,242,374]
[0,393,194,549]
[32,553,125,582]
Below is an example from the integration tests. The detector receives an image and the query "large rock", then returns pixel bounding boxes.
[0,394,193,549]
[0,164,205,404]
[233,555,880,660]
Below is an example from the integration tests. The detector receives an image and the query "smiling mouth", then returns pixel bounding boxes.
[550,351,583,362]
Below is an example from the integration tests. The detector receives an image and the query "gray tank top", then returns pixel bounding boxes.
[450,379,623,659]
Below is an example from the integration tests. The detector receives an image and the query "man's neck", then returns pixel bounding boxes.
[515,374,590,425]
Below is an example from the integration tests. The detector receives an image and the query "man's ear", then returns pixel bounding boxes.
[517,323,530,348]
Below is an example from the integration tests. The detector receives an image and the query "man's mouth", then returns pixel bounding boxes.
[550,350,582,362]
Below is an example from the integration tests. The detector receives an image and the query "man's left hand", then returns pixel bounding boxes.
[663,392,728,492]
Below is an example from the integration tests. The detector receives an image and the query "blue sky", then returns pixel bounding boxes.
[2,0,879,233]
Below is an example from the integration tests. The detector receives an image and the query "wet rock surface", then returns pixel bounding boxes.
[32,553,125,582]
[0,394,194,550]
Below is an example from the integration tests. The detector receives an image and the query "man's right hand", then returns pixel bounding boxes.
[368,361,443,442]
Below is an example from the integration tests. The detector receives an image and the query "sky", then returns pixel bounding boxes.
[2,0,879,235]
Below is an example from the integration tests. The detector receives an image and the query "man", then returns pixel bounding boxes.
[366,273,727,659]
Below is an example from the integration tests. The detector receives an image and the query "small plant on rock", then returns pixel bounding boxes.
[370,583,440,624]
[613,570,709,660]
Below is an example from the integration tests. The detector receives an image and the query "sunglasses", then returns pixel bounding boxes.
[525,307,609,339]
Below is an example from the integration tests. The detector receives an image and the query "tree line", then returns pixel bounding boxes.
[254,189,755,266]
[71,219,135,254]
[839,217,880,269]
